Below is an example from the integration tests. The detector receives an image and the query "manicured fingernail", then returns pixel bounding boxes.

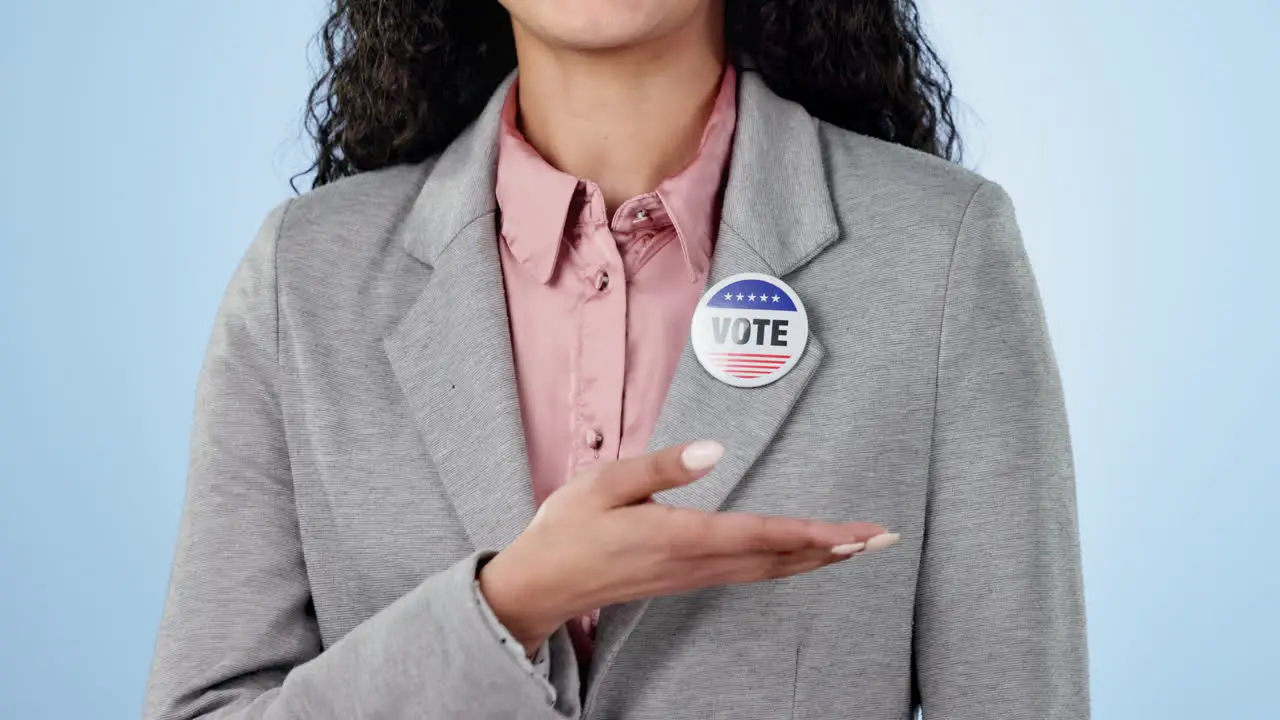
[831,542,866,555]
[858,533,901,554]
[681,441,725,471]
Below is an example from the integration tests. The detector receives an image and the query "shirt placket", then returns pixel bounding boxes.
[570,195,628,479]
[567,192,629,656]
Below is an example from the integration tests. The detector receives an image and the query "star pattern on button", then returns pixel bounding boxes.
[725,293,787,303]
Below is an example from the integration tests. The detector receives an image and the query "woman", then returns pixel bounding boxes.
[146,0,1088,718]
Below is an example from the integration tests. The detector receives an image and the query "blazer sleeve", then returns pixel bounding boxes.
[144,202,581,720]
[913,182,1090,719]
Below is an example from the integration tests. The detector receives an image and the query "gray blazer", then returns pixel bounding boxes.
[146,71,1088,719]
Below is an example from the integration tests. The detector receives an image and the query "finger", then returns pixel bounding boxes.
[681,512,887,556]
[745,549,850,582]
[611,549,849,607]
[585,441,724,508]
[685,548,849,587]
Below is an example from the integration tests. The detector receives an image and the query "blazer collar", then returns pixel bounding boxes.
[397,69,839,279]
[721,71,840,275]
[397,72,514,268]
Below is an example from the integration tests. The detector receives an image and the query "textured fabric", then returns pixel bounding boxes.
[473,580,555,700]
[145,69,1089,720]
[495,66,737,662]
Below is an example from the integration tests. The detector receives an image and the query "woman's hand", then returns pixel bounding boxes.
[478,441,897,653]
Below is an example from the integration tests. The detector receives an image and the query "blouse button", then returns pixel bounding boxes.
[594,270,610,292]
[584,428,604,451]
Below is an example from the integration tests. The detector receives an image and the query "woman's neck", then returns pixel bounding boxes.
[511,17,725,214]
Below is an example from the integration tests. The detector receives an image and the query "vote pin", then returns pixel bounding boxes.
[691,272,809,388]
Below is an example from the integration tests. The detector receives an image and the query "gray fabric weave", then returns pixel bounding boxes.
[145,70,1089,720]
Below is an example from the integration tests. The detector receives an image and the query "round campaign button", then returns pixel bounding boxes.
[691,272,809,388]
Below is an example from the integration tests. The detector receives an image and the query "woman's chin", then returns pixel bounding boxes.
[505,0,707,55]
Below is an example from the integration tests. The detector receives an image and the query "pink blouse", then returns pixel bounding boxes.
[494,67,738,660]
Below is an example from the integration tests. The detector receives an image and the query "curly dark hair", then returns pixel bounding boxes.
[302,0,960,189]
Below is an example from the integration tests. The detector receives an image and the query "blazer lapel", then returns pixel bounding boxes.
[587,70,842,701]
[384,74,537,554]
[648,230,828,514]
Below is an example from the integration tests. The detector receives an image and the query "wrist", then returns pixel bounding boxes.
[478,550,566,652]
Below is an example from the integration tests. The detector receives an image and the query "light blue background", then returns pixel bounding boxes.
[1,1,1275,718]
